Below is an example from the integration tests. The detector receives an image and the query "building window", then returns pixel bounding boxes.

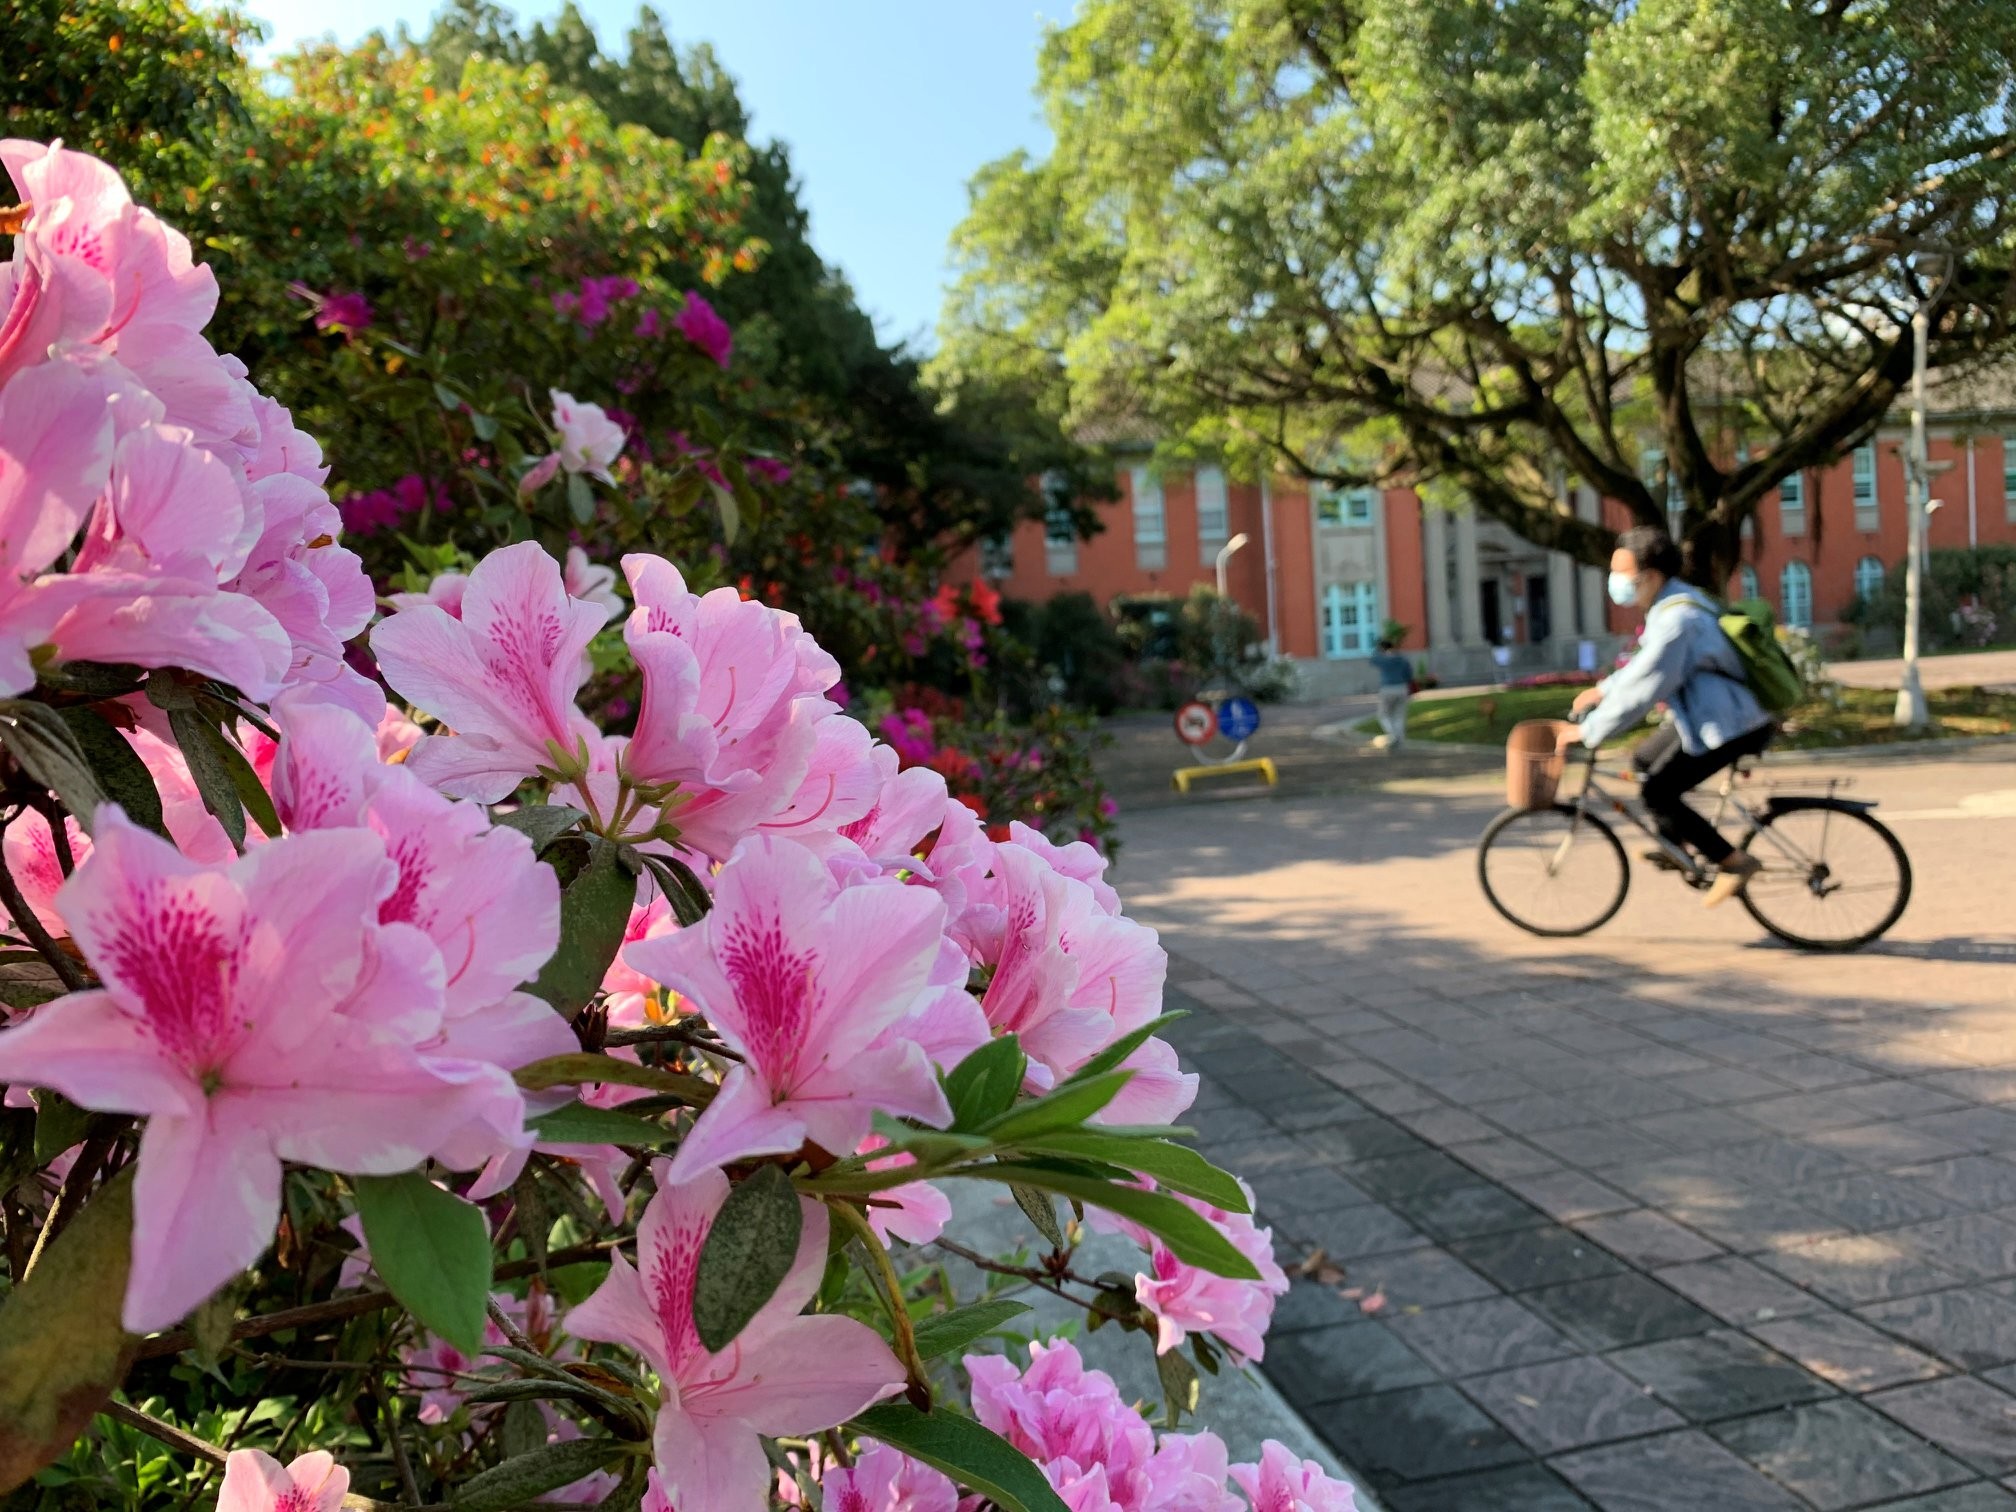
[979,534,1013,579]
[1129,466,1166,571]
[1042,472,1077,576]
[1195,465,1229,562]
[1316,485,1377,527]
[1320,581,1378,660]
[2005,430,2016,522]
[1779,469,1806,536]
[1855,555,1886,603]
[1737,565,1760,601]
[1781,561,1813,629]
[1853,443,1878,530]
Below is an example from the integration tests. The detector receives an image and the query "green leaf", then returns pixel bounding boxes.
[1009,1183,1066,1250]
[213,725,281,840]
[470,411,501,442]
[849,1404,1070,1512]
[707,476,741,545]
[566,470,596,524]
[977,1071,1132,1143]
[527,1101,675,1148]
[1066,1012,1189,1084]
[639,852,712,926]
[434,381,462,410]
[491,803,586,852]
[910,1299,1032,1360]
[354,1172,493,1355]
[1157,1346,1200,1427]
[56,707,166,839]
[31,1091,92,1165]
[945,1035,1025,1131]
[0,1167,138,1495]
[498,1398,548,1459]
[35,661,144,698]
[691,1165,801,1353]
[967,1165,1259,1280]
[165,707,244,851]
[0,701,106,835]
[528,837,637,1014]
[451,1438,632,1511]
[1011,1132,1248,1213]
[513,1054,714,1107]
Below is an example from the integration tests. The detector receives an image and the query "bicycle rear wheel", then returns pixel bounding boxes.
[1737,798,1912,951]
[1477,804,1631,937]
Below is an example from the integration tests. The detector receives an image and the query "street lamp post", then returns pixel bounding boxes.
[1214,532,1251,599]
[1896,251,1955,730]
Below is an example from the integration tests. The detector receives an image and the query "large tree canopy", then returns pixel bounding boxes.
[939,0,2016,580]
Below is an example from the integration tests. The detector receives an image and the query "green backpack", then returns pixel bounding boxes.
[1713,597,1806,713]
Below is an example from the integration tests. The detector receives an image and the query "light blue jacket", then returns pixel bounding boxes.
[1579,581,1774,755]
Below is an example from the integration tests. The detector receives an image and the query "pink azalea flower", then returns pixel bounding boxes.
[747,455,793,485]
[965,1339,1162,1510]
[0,806,88,935]
[1090,1179,1288,1363]
[562,545,625,625]
[835,744,950,872]
[564,1164,904,1508]
[1144,1433,1243,1512]
[387,570,469,619]
[518,450,562,498]
[371,541,606,801]
[549,390,626,484]
[217,1449,349,1512]
[1229,1441,1359,1512]
[312,290,373,334]
[676,291,733,368]
[601,887,684,1028]
[625,834,953,1177]
[821,1442,958,1512]
[1007,820,1120,914]
[0,810,500,1329]
[856,1134,952,1248]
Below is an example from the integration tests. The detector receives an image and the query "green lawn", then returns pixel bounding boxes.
[1359,684,2016,749]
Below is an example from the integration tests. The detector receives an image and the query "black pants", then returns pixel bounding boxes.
[1632,722,1775,865]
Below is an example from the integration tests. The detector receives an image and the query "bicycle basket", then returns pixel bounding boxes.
[1506,719,1574,809]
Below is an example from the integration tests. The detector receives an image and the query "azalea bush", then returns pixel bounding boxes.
[0,145,1346,1512]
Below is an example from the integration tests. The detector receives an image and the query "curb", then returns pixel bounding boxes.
[1309,720,2016,765]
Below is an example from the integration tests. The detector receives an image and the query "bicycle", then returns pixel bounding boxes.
[1476,726,1913,951]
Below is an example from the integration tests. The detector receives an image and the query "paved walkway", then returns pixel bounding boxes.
[1829,650,2016,692]
[1122,748,2016,1510]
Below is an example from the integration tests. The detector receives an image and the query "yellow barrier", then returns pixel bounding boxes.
[1171,757,1278,794]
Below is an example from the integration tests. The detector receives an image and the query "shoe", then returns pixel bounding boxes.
[1703,852,1763,909]
[1642,850,1685,873]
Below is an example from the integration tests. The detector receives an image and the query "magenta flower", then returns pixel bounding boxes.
[1091,1180,1289,1363]
[371,542,606,800]
[625,834,952,1177]
[635,307,664,339]
[312,290,373,335]
[747,456,794,485]
[1230,1441,1360,1512]
[217,1449,350,1512]
[0,810,498,1329]
[821,1443,958,1512]
[676,291,734,368]
[565,1164,904,1508]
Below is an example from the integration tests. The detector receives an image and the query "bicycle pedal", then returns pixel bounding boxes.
[1641,850,1686,873]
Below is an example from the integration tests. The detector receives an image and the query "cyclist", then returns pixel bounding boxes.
[1562,525,1775,907]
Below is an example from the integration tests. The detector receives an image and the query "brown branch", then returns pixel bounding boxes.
[23,1132,115,1279]
[103,1400,228,1466]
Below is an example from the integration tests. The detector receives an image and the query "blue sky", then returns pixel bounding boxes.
[243,0,1060,351]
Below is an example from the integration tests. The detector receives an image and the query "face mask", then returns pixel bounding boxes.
[1607,571,1640,607]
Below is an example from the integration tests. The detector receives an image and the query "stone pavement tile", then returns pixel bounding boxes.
[1688,1031,1814,1066]
[1476,1093,1609,1136]
[1523,1273,1720,1352]
[1354,1082,1443,1117]
[1859,1287,2016,1371]
[1569,1080,1697,1120]
[1219,1066,1339,1105]
[1391,1104,1502,1146]
[1667,1067,1800,1105]
[1607,1329,1834,1420]
[1868,1378,2016,1477]
[1658,1257,1828,1326]
[1924,1070,2016,1105]
[1307,1383,1528,1485]
[1248,1166,1374,1217]
[1751,1310,1951,1393]
[1876,1486,2016,1511]
[1708,1398,1973,1510]
[1713,1137,1866,1189]
[1519,1060,1625,1093]
[1388,1182,1552,1242]
[1602,1047,1719,1079]
[1632,1108,1772,1153]
[1908,1109,2016,1154]
[1904,1158,2016,1211]
[1502,1170,1637,1224]
[1383,1462,1595,1511]
[1754,1052,1889,1091]
[1263,1320,1439,1406]
[1419,1069,1541,1105]
[1744,1087,1952,1136]
[1603,1153,1744,1206]
[1456,1137,1564,1182]
[1384,1295,1581,1377]
[1193,1132,1318,1174]
[1291,1203,1430,1261]
[1300,1118,1433,1165]
[1807,1121,1973,1169]
[1449,1225,1626,1293]
[1784,1173,1957,1232]
[1525,1124,1677,1170]
[1761,1233,1968,1307]
[1185,1105,1280,1145]
[1342,1245,1503,1310]
[1462,1356,1683,1453]
[1552,1430,1808,1511]
[1573,1210,1724,1268]
[1266,1279,1360,1335]
[1317,1060,1400,1092]
[1889,1215,2016,1283]
[1263,1093,1375,1132]
[1348,1150,1489,1202]
[1665,1191,1848,1252]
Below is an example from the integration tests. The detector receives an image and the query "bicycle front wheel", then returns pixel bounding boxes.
[1738,798,1912,951]
[1478,804,1631,938]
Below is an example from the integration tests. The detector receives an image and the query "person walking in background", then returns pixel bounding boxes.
[1370,637,1414,750]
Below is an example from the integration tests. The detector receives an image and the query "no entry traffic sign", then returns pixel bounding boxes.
[1174,700,1217,745]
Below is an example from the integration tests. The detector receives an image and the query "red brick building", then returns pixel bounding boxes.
[958,381,2016,694]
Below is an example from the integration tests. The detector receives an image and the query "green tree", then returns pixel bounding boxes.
[941,0,2016,582]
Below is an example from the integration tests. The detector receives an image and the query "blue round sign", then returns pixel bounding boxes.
[1215,695,1261,742]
